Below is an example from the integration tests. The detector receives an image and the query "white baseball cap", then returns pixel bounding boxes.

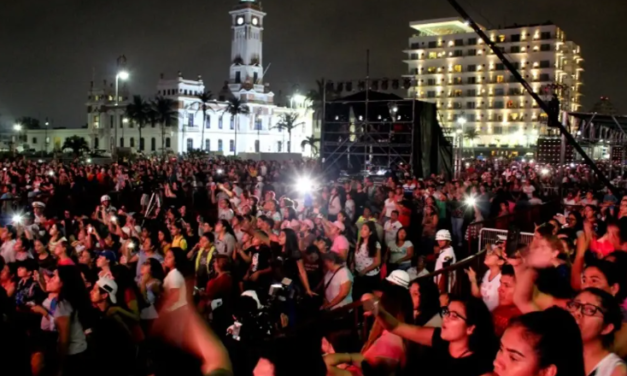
[386,270,410,289]
[332,221,345,233]
[100,195,111,203]
[241,290,262,309]
[435,229,452,241]
[96,277,118,304]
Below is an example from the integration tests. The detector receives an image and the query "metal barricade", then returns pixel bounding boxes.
[477,228,534,253]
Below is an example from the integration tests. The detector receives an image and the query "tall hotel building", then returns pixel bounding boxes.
[403,18,583,152]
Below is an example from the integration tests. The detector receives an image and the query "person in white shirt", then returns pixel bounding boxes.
[383,190,397,220]
[466,244,503,311]
[383,210,403,246]
[522,179,535,199]
[327,187,342,221]
[163,248,188,312]
[353,222,382,298]
[529,191,543,206]
[321,252,353,310]
[0,226,17,263]
[434,230,456,293]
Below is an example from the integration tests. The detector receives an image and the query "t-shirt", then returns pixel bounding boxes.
[331,235,349,256]
[430,328,494,376]
[384,198,396,218]
[480,271,501,312]
[355,241,381,277]
[362,330,406,368]
[163,269,187,312]
[0,239,16,263]
[54,301,88,355]
[383,220,403,245]
[250,245,271,273]
[323,267,353,309]
[388,240,413,265]
[214,233,236,257]
[435,246,456,291]
[492,304,521,337]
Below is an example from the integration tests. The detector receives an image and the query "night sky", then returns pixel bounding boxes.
[0,0,625,129]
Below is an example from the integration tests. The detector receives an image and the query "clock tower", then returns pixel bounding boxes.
[229,0,270,103]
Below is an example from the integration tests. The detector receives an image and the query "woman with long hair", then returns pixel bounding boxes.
[51,266,94,376]
[163,247,191,312]
[371,295,497,376]
[323,285,413,376]
[111,264,145,342]
[409,279,442,326]
[279,228,315,297]
[138,258,164,329]
[48,223,66,253]
[388,227,414,271]
[214,219,236,257]
[567,288,626,376]
[353,222,382,299]
[494,307,585,376]
[158,229,172,255]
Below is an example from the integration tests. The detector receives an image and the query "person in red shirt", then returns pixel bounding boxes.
[202,255,235,335]
[492,264,521,337]
[397,200,412,228]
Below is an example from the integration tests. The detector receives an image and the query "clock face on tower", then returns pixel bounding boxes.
[252,17,259,26]
[236,16,244,25]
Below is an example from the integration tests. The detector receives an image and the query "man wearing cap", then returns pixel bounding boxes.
[325,220,349,260]
[32,201,47,225]
[96,250,117,279]
[90,277,136,373]
[434,229,457,292]
[98,195,117,218]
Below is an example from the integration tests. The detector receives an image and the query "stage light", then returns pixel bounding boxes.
[12,214,23,224]
[216,168,224,175]
[465,197,476,206]
[541,168,549,176]
[86,158,92,163]
[48,170,54,176]
[296,176,314,193]
[570,163,575,168]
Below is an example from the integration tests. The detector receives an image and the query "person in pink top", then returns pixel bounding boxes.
[326,220,349,261]
[323,285,412,376]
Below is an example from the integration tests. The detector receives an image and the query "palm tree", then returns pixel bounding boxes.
[464,128,480,157]
[273,112,305,153]
[195,91,214,150]
[306,79,325,131]
[306,78,340,130]
[152,96,178,154]
[222,97,249,155]
[301,135,320,156]
[62,136,90,157]
[126,95,150,152]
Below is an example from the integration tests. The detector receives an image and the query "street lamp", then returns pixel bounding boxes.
[114,70,129,154]
[290,93,306,109]
[13,124,22,151]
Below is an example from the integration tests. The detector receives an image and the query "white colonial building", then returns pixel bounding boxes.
[25,0,314,157]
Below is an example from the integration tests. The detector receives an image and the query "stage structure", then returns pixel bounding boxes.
[320,86,453,179]
[567,112,627,180]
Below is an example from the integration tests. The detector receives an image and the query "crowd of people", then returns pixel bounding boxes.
[0,155,626,376]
